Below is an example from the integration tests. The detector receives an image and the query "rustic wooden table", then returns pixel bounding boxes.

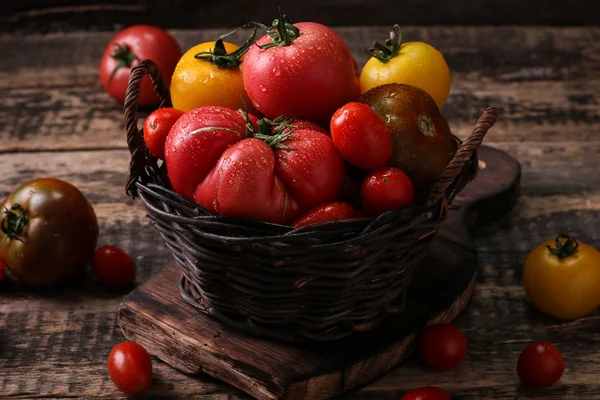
[1,25,600,399]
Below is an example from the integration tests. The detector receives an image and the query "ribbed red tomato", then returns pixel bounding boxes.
[164,107,345,224]
[242,15,356,124]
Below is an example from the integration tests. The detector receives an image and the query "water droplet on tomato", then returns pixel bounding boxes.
[260,85,267,92]
[272,67,281,77]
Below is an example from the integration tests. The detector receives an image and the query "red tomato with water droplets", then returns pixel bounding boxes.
[165,106,345,224]
[330,102,392,170]
[292,202,356,227]
[360,167,414,216]
[242,18,356,124]
[517,341,564,387]
[401,386,451,400]
[143,107,184,160]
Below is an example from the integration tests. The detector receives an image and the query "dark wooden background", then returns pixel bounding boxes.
[3,0,600,34]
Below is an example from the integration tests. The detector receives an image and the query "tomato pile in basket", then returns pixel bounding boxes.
[102,13,458,227]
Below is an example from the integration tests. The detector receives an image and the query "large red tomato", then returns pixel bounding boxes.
[242,16,356,124]
[164,106,345,225]
[99,25,182,107]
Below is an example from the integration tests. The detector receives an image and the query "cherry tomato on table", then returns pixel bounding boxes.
[330,102,392,171]
[360,167,414,217]
[108,341,153,395]
[419,323,467,371]
[99,25,182,107]
[517,341,564,387]
[401,386,451,400]
[92,245,136,287]
[143,107,185,160]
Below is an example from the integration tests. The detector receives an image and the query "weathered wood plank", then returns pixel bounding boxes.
[1,79,599,153]
[4,0,599,34]
[2,27,599,90]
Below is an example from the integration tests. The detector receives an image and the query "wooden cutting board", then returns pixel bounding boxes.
[118,145,521,400]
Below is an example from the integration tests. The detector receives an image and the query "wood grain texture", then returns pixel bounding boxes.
[4,0,600,34]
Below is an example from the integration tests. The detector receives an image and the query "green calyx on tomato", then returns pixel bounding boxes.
[546,234,579,259]
[364,24,403,63]
[108,43,139,86]
[195,25,258,68]
[239,110,299,150]
[0,204,29,244]
[254,11,300,48]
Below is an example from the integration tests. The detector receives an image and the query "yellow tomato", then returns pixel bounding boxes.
[170,41,254,113]
[523,234,600,319]
[360,25,451,110]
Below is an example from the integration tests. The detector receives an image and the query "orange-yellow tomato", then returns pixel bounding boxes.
[170,41,255,113]
[523,234,600,319]
[360,26,451,110]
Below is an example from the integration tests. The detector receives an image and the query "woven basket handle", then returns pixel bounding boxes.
[123,59,172,195]
[428,106,499,199]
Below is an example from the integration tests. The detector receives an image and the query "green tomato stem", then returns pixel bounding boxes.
[194,25,258,68]
[108,43,139,86]
[0,204,29,246]
[364,24,404,63]
[547,234,579,259]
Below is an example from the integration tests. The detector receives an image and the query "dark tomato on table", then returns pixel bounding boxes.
[291,202,356,228]
[0,178,98,286]
[360,167,414,217]
[99,25,182,107]
[108,341,153,395]
[330,102,392,170]
[517,341,564,387]
[419,323,467,371]
[91,245,136,287]
[401,386,451,400]
[143,107,185,160]
[241,16,356,124]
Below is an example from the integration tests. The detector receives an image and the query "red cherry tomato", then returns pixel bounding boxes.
[99,25,182,107]
[330,102,392,171]
[108,341,153,395]
[91,245,136,287]
[143,108,184,160]
[517,341,565,387]
[360,167,414,217]
[401,386,451,400]
[419,323,467,371]
[291,202,356,228]
[0,260,5,283]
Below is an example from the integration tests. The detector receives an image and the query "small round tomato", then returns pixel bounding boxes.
[401,386,451,400]
[360,167,414,217]
[360,25,451,110]
[517,341,564,387]
[419,323,467,371]
[92,245,136,287]
[330,102,392,170]
[170,38,257,113]
[99,25,182,107]
[0,260,5,283]
[108,342,153,395]
[292,202,356,228]
[143,108,184,160]
[523,234,600,319]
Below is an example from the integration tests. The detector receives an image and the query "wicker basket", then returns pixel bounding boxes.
[123,60,499,343]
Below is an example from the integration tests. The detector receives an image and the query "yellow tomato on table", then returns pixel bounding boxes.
[523,234,600,319]
[170,39,256,113]
[360,25,451,110]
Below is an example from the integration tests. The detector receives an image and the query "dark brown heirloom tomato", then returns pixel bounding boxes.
[359,83,455,189]
[0,178,99,286]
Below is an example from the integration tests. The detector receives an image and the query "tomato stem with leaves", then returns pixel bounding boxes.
[254,11,300,48]
[364,24,403,63]
[547,234,579,259]
[238,110,298,150]
[108,43,139,86]
[195,25,258,68]
[1,204,28,245]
